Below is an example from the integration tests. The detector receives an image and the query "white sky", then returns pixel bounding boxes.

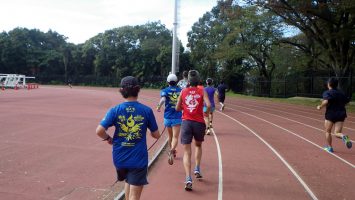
[0,0,218,47]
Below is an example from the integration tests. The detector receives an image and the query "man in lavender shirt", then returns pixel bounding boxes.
[203,78,216,135]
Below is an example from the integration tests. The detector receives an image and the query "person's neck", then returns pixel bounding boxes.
[125,97,138,102]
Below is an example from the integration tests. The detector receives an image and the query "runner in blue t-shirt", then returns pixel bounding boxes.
[317,77,352,153]
[204,78,216,135]
[96,76,160,200]
[157,74,182,165]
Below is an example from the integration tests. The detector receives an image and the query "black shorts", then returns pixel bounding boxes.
[181,120,206,144]
[218,95,225,103]
[325,111,346,123]
[325,115,346,123]
[116,167,148,186]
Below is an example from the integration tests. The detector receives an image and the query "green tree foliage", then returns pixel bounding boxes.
[0,28,67,77]
[188,1,283,93]
[246,0,355,79]
[188,0,245,88]
[0,21,189,87]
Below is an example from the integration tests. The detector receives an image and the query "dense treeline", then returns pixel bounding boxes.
[0,0,354,96]
[0,22,191,87]
[187,0,354,94]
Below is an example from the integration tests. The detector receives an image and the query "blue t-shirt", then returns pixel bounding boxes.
[160,86,182,119]
[100,101,158,169]
[204,86,216,107]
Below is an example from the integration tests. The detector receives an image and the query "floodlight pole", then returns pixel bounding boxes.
[171,0,178,75]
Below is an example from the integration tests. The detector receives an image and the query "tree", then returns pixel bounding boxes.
[246,0,355,81]
[219,5,283,95]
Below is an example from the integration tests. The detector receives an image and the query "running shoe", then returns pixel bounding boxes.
[342,135,352,149]
[206,128,210,135]
[194,167,203,179]
[168,150,174,165]
[324,146,334,153]
[221,104,225,111]
[185,176,192,191]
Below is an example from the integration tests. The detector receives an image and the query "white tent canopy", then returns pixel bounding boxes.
[0,74,35,88]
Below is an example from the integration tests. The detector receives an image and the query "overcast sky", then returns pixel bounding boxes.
[0,0,218,47]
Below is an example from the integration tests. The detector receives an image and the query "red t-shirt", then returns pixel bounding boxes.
[180,86,205,123]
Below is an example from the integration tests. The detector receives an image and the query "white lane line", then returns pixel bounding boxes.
[240,103,355,131]
[226,107,355,168]
[212,128,223,200]
[218,111,319,200]
[233,99,355,121]
[230,104,355,143]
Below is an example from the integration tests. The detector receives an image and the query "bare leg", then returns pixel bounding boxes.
[171,125,180,151]
[324,120,333,147]
[334,121,344,137]
[129,185,144,200]
[195,141,202,168]
[204,115,210,135]
[210,112,214,124]
[183,144,192,178]
[167,127,173,149]
[124,183,130,200]
[334,121,352,149]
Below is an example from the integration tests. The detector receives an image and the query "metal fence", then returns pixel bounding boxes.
[239,76,354,99]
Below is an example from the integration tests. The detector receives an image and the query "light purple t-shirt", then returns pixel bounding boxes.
[204,86,216,107]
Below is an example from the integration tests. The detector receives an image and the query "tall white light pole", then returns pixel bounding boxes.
[171,0,179,74]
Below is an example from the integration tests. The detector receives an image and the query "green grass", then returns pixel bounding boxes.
[227,92,355,113]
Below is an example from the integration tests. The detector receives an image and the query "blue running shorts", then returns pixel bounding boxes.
[164,118,182,127]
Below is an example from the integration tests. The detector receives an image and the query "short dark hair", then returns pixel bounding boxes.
[120,86,140,98]
[183,71,188,78]
[327,77,338,89]
[206,78,213,85]
[168,81,177,86]
[188,70,200,86]
[120,76,140,98]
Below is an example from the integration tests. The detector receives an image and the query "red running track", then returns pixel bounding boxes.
[0,86,166,200]
[139,91,354,200]
[1,87,354,200]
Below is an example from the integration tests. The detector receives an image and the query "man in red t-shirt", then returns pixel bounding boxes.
[176,70,211,191]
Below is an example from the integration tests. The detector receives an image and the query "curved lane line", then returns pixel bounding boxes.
[212,128,223,200]
[231,99,355,121]
[217,111,319,200]
[226,107,355,168]
[139,94,224,199]
[239,104,355,131]
[229,104,355,144]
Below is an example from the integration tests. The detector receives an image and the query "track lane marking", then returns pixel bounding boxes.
[235,103,355,131]
[140,94,224,199]
[217,111,319,200]
[225,107,355,168]
[212,128,223,200]
[228,104,355,143]
[231,99,355,121]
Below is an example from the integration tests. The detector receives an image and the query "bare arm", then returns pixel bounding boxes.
[96,125,113,145]
[156,97,166,112]
[203,91,211,113]
[317,99,328,110]
[150,130,160,139]
[175,93,183,111]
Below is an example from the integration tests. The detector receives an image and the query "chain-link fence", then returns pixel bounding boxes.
[239,76,354,99]
[34,74,166,89]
